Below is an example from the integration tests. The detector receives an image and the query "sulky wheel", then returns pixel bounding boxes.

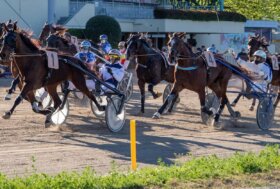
[163,83,172,103]
[201,92,220,125]
[117,73,133,102]
[35,88,52,109]
[73,91,85,100]
[256,97,274,130]
[50,94,69,125]
[90,96,107,118]
[105,96,126,132]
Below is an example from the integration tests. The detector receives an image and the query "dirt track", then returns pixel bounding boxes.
[0,75,279,177]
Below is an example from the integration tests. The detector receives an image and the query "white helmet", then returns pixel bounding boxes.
[253,50,266,59]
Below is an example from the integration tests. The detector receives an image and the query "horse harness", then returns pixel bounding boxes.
[10,52,55,86]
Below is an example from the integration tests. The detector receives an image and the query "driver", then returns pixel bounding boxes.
[74,40,96,71]
[237,49,272,92]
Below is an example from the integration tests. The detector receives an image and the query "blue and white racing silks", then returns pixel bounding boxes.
[252,62,272,92]
[99,42,112,54]
[74,52,96,63]
[99,61,125,87]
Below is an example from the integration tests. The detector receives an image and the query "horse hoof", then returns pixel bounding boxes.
[154,92,162,99]
[206,115,215,126]
[4,94,11,101]
[45,120,52,128]
[213,121,225,130]
[2,112,11,119]
[231,102,236,107]
[249,106,254,111]
[152,112,161,119]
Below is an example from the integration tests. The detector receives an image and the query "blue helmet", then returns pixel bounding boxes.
[80,40,91,49]
[100,34,108,41]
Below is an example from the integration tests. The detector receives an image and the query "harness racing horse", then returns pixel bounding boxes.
[126,34,175,114]
[0,22,103,127]
[152,33,233,126]
[231,35,280,110]
[38,22,68,46]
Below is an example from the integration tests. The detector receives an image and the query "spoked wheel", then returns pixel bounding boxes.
[163,83,180,102]
[90,96,107,118]
[163,83,172,103]
[73,91,85,100]
[105,96,126,132]
[256,97,274,130]
[201,92,220,125]
[117,72,133,102]
[50,94,69,125]
[35,88,51,109]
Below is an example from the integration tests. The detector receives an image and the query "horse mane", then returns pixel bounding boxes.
[18,30,40,51]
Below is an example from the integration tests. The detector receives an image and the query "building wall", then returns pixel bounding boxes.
[0,0,69,37]
[65,3,95,28]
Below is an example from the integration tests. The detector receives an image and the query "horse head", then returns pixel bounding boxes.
[248,35,269,58]
[38,22,55,44]
[0,21,39,62]
[126,33,150,60]
[167,32,190,64]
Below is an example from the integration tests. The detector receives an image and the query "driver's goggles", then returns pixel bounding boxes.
[109,54,120,59]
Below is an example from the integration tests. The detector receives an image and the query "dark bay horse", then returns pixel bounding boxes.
[38,22,67,45]
[126,34,175,114]
[0,22,103,127]
[231,35,280,110]
[153,33,233,126]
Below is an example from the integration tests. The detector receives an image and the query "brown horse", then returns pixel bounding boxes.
[232,35,280,110]
[126,34,175,114]
[0,22,103,127]
[152,33,233,126]
[38,22,67,45]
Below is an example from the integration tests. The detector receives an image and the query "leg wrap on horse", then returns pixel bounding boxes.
[214,98,227,122]
[32,102,40,113]
[14,95,24,107]
[158,94,175,114]
[201,106,213,115]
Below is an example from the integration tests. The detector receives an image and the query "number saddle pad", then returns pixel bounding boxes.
[45,50,59,69]
[203,51,217,67]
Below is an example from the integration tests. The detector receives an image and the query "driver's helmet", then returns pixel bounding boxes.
[100,34,108,43]
[253,50,266,59]
[80,40,91,50]
[108,49,121,60]
[118,41,126,49]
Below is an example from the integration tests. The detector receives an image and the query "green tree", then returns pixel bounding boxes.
[225,0,280,21]
[85,15,122,48]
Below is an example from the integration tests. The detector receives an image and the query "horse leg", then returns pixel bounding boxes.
[152,83,183,119]
[231,94,242,107]
[167,94,179,113]
[249,98,256,111]
[148,83,162,99]
[43,84,62,127]
[2,82,33,119]
[138,79,146,114]
[4,75,20,100]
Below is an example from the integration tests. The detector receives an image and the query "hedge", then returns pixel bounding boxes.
[67,28,86,39]
[154,9,247,22]
[85,15,122,48]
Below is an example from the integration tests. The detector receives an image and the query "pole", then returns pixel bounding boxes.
[130,120,137,171]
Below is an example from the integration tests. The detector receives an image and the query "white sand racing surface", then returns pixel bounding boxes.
[0,75,279,177]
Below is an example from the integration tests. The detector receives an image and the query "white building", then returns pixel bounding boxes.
[0,0,247,51]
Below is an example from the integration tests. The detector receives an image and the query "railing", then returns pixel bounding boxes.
[70,1,155,18]
[69,0,224,19]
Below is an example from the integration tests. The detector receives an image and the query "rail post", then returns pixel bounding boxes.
[130,119,137,171]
